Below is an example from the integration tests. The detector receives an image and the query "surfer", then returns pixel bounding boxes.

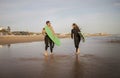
[42,21,55,56]
[71,23,81,55]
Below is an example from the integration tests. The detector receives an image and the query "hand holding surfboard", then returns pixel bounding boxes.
[45,26,61,46]
[79,32,85,42]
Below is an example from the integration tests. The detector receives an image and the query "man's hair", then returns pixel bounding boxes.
[46,21,50,24]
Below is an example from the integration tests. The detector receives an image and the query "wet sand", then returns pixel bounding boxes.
[0,36,120,78]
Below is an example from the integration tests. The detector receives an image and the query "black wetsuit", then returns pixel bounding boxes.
[71,28,81,52]
[45,34,54,53]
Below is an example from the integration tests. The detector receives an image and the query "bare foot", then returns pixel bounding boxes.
[44,51,48,56]
[50,52,54,55]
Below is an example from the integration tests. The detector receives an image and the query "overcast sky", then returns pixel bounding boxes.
[0,0,120,34]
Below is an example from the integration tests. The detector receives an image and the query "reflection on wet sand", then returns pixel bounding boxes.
[19,58,43,61]
[73,55,83,78]
[0,36,120,78]
[44,55,49,62]
[0,45,2,48]
[0,44,11,48]
[7,44,11,48]
[40,54,84,78]
[41,55,57,78]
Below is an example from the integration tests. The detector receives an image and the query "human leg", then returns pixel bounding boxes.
[44,35,49,56]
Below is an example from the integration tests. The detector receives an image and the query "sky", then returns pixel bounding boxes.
[0,0,120,34]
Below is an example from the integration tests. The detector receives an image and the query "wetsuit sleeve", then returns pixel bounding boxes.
[71,29,73,39]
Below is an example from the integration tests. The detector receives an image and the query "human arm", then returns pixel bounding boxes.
[71,29,74,39]
[42,28,46,36]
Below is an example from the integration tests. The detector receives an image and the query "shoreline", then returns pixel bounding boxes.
[0,35,44,45]
[0,35,69,45]
[0,34,119,45]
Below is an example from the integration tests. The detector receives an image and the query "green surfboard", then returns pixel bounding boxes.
[79,32,85,42]
[45,26,61,46]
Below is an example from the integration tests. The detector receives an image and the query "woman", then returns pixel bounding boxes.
[42,21,55,56]
[71,23,81,54]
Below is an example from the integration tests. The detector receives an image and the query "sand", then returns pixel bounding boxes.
[0,34,69,45]
[0,34,113,45]
[0,35,44,45]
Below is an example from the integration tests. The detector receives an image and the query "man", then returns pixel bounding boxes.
[42,21,55,56]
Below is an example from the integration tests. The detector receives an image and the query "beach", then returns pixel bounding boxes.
[0,35,120,78]
[0,33,111,45]
[0,35,44,45]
